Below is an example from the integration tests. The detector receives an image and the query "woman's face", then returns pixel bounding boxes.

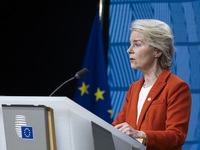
[127,31,158,71]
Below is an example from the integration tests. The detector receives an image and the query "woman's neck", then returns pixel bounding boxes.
[142,66,164,88]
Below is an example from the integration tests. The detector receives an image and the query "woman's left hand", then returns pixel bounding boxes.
[115,122,146,139]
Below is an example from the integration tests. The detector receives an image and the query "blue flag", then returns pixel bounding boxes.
[74,11,113,124]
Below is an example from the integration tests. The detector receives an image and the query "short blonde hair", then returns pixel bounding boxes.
[131,19,175,69]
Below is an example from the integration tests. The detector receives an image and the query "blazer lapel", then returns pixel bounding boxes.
[136,69,171,130]
[130,77,144,129]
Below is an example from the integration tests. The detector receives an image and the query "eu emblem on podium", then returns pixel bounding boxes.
[21,126,33,139]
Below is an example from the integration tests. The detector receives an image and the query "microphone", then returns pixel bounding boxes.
[75,68,89,79]
[49,68,89,96]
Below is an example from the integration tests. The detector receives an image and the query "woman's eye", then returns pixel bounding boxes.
[129,42,141,47]
[134,43,141,47]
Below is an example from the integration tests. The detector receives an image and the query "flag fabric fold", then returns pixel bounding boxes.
[74,11,113,124]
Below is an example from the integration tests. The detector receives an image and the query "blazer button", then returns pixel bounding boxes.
[147,97,151,101]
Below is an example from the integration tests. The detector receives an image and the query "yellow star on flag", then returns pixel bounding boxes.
[94,87,105,101]
[107,109,113,119]
[78,82,90,96]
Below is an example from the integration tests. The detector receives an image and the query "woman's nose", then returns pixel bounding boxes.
[127,46,133,54]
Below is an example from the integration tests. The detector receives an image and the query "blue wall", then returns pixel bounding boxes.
[108,0,200,149]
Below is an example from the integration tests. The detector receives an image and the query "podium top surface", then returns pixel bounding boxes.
[0,96,146,150]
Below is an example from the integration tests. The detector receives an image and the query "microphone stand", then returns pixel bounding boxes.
[49,77,75,97]
[49,68,89,96]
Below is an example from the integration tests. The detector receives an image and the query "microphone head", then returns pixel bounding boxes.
[75,68,89,79]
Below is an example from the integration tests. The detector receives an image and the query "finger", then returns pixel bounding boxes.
[122,127,132,135]
[120,126,139,138]
[115,122,127,129]
[119,124,131,132]
[115,122,129,129]
[116,124,130,132]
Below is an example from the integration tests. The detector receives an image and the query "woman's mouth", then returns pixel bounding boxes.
[130,58,135,62]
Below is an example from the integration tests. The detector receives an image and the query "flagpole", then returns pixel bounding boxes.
[99,0,104,29]
[98,0,110,65]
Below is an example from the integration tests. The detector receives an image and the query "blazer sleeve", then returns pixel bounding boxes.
[144,81,192,149]
[112,84,132,126]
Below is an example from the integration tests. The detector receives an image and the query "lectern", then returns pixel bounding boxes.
[0,96,146,150]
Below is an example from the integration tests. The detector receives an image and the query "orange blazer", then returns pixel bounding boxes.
[112,68,191,150]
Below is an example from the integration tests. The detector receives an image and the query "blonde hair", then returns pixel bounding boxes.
[131,19,175,69]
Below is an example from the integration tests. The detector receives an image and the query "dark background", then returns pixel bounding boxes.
[0,1,109,99]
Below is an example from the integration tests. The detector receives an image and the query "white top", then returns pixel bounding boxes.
[137,85,152,124]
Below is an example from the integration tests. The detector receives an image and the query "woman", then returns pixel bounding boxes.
[112,19,191,150]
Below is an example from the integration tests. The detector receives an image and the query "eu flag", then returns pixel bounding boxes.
[74,11,113,124]
[21,126,33,139]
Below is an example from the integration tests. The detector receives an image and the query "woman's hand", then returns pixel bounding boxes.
[115,122,146,139]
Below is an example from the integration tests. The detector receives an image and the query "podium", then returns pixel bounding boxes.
[0,96,146,150]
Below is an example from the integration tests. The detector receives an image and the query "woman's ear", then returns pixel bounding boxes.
[155,49,163,58]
